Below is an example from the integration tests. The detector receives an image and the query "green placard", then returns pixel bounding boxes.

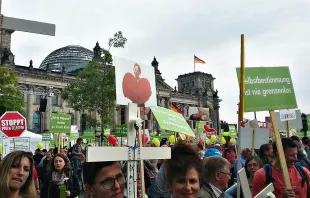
[69,133,79,141]
[60,184,66,198]
[150,106,195,137]
[115,124,128,137]
[236,67,297,112]
[64,141,70,147]
[96,126,102,132]
[49,139,56,149]
[42,133,52,141]
[50,113,72,133]
[104,128,111,136]
[197,121,205,133]
[229,124,237,138]
[83,130,95,139]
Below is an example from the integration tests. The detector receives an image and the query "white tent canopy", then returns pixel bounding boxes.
[20,130,43,153]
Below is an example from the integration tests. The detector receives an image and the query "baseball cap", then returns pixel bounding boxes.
[204,148,222,158]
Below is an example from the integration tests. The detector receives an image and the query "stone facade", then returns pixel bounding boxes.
[2,63,80,133]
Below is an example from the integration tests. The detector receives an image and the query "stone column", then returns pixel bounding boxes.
[75,111,80,131]
[44,90,52,131]
[184,105,189,117]
[26,86,34,130]
[215,105,221,133]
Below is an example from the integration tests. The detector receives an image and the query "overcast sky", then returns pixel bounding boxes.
[3,0,310,123]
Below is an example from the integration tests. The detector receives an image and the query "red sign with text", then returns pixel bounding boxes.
[0,111,27,138]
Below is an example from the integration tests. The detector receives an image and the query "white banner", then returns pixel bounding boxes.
[279,109,296,122]
[2,137,30,157]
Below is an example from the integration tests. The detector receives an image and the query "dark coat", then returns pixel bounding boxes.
[41,171,80,198]
[297,151,310,170]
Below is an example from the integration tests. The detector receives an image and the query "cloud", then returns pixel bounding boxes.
[3,0,310,123]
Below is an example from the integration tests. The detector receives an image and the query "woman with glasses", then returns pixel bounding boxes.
[41,153,80,198]
[0,151,37,198]
[83,161,125,198]
[225,156,263,197]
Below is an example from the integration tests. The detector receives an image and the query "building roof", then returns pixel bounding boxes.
[39,45,93,72]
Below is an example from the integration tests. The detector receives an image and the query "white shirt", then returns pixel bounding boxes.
[208,183,223,198]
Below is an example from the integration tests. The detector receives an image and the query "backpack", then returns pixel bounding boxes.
[264,162,308,187]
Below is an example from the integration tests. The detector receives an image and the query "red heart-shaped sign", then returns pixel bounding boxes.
[206,132,216,139]
[122,73,152,105]
[204,125,210,131]
[208,128,216,133]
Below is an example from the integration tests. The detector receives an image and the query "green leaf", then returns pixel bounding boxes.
[0,67,25,116]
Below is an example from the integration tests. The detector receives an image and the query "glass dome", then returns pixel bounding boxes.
[39,45,93,72]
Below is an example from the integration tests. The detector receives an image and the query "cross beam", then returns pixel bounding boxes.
[87,147,171,162]
[1,16,55,36]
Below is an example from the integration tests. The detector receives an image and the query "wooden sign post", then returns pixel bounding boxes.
[286,120,290,137]
[269,111,292,189]
[87,103,171,198]
[237,34,246,198]
[251,129,256,155]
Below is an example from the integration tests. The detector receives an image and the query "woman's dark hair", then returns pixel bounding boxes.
[291,136,300,142]
[258,144,271,164]
[302,137,309,144]
[48,153,72,176]
[160,138,168,146]
[244,156,263,178]
[166,143,202,185]
[222,141,236,158]
[305,139,310,146]
[83,161,117,184]
[197,143,203,150]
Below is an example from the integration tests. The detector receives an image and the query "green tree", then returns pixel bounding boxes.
[301,113,308,137]
[62,31,127,130]
[0,67,25,116]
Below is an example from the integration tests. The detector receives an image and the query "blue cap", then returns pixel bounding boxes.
[204,148,222,158]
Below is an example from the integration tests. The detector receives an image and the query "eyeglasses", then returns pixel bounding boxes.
[219,172,232,176]
[96,175,126,190]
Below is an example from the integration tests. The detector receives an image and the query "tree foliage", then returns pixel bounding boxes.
[301,113,308,136]
[220,120,230,132]
[62,31,127,129]
[108,31,127,51]
[0,67,25,116]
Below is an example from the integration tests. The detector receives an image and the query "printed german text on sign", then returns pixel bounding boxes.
[279,109,296,122]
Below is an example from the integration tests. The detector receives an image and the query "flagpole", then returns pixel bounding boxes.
[194,54,196,72]
[237,34,245,198]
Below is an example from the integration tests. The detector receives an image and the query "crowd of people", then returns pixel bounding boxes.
[1,135,310,198]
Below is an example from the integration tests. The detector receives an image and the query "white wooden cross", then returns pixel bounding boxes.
[0,0,55,49]
[87,103,171,198]
[238,168,275,198]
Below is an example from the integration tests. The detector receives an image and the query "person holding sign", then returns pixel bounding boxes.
[252,138,310,198]
[41,153,80,198]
